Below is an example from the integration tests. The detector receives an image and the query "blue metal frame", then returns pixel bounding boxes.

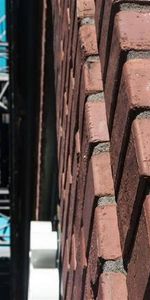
[0,0,7,71]
[0,1,10,250]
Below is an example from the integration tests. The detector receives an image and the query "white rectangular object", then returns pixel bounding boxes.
[30,221,57,268]
[28,267,59,300]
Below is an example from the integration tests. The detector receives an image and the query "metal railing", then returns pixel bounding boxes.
[0,14,9,109]
[0,15,6,42]
[0,189,10,248]
[0,14,10,235]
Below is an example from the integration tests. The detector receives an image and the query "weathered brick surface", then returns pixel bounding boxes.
[72,228,87,300]
[87,219,99,286]
[105,10,150,131]
[79,24,98,59]
[98,272,128,300]
[95,0,104,44]
[117,117,150,262]
[85,99,109,143]
[84,58,103,93]
[62,239,70,298]
[111,59,150,192]
[83,150,115,252]
[77,0,95,19]
[67,152,78,258]
[66,234,76,300]
[74,98,109,247]
[83,267,94,299]
[95,205,122,260]
[126,194,150,299]
[51,0,150,298]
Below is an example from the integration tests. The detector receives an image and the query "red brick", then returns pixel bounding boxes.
[65,269,75,300]
[69,0,76,22]
[67,152,78,258]
[61,155,72,258]
[78,59,103,142]
[127,194,150,299]
[77,0,95,19]
[74,169,86,246]
[95,0,104,43]
[88,218,99,285]
[59,154,65,203]
[84,58,103,93]
[96,1,150,77]
[70,234,77,269]
[105,10,150,130]
[111,59,150,192]
[79,24,98,59]
[83,150,114,252]
[91,151,114,195]
[72,10,79,72]
[77,227,87,268]
[83,267,94,299]
[97,0,116,78]
[63,69,75,176]
[61,1,70,41]
[65,5,75,89]
[66,234,77,299]
[117,117,150,262]
[62,239,70,298]
[59,36,70,119]
[58,128,65,194]
[74,101,109,246]
[69,40,82,166]
[75,130,81,155]
[95,204,122,260]
[85,99,109,143]
[67,7,71,27]
[76,67,86,144]
[98,272,128,300]
[72,228,87,300]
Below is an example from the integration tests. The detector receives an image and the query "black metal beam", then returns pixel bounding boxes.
[7,1,44,299]
[38,0,58,224]
[7,0,59,297]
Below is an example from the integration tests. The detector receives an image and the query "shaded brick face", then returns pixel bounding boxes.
[52,0,150,298]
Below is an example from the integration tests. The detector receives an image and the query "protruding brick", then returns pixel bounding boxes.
[79,24,98,58]
[77,0,95,19]
[117,117,150,261]
[111,59,150,191]
[83,150,114,251]
[69,40,82,165]
[78,58,103,140]
[61,155,72,257]
[62,239,70,298]
[96,0,150,78]
[88,217,99,285]
[84,58,103,93]
[91,152,114,196]
[85,99,109,143]
[105,10,150,130]
[72,228,87,300]
[127,194,150,299]
[95,205,122,260]
[74,98,109,243]
[66,234,77,300]
[95,0,104,43]
[83,267,94,300]
[67,152,78,259]
[98,272,128,300]
[133,117,150,175]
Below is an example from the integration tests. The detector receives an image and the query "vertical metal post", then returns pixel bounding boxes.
[7,0,45,299]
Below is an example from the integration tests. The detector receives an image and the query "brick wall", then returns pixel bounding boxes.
[51,0,150,298]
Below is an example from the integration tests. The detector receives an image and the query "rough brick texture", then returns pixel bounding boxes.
[51,0,150,298]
